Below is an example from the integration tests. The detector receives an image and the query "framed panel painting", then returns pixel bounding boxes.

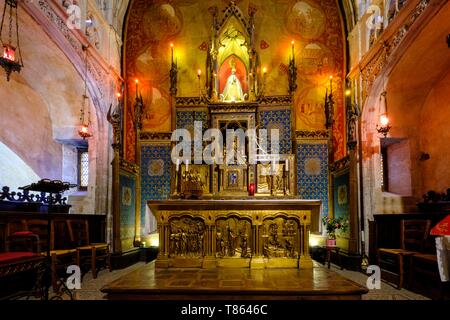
[331,167,350,238]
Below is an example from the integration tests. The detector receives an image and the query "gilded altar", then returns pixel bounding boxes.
[148,199,320,269]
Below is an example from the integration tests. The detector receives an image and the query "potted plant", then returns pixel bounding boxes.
[322,216,349,247]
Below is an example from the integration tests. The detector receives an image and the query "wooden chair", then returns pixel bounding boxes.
[377,219,431,289]
[66,219,111,279]
[20,219,77,292]
[0,232,44,298]
[409,234,448,299]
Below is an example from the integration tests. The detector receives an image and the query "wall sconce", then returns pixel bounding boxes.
[376,90,391,137]
[376,114,391,137]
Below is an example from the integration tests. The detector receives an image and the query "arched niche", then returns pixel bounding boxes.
[218,55,248,96]
[216,11,251,101]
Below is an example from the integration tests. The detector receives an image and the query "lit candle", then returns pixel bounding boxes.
[291,40,295,60]
[135,79,139,99]
[329,75,333,94]
[186,159,189,172]
[285,159,289,171]
[197,69,202,79]
[116,92,121,102]
[248,183,255,196]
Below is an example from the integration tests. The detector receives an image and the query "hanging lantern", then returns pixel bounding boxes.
[0,0,23,81]
[78,123,92,140]
[78,45,93,139]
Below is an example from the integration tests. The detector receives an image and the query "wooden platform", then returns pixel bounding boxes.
[101,262,369,300]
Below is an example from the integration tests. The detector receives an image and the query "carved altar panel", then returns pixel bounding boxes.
[149,200,319,269]
[262,217,299,259]
[168,216,206,258]
[215,216,252,259]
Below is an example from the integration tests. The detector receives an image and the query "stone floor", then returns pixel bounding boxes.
[71,262,429,300]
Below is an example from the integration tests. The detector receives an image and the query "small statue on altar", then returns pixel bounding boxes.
[220,59,247,103]
[240,233,249,258]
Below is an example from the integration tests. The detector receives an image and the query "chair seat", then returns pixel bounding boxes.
[412,253,437,262]
[11,231,35,237]
[0,252,39,264]
[41,249,77,256]
[379,248,417,256]
[77,243,108,250]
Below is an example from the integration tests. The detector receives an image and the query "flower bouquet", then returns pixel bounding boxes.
[322,216,349,246]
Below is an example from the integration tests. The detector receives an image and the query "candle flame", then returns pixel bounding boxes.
[197,69,201,76]
[170,43,174,48]
[345,89,351,96]
[117,92,121,98]
[135,79,139,84]
[263,67,267,74]
[291,40,295,45]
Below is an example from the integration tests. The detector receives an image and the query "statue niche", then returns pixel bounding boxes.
[220,58,247,103]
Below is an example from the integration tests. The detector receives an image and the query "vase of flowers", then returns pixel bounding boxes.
[322,216,349,247]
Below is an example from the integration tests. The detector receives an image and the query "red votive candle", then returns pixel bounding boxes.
[248,183,255,196]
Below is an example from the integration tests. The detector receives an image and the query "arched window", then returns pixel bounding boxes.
[78,149,89,191]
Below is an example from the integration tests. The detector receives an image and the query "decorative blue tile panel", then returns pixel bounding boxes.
[140,144,171,236]
[259,109,292,154]
[176,111,208,130]
[297,142,329,215]
[119,172,136,251]
[176,111,208,154]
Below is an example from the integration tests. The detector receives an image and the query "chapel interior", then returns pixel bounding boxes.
[0,0,449,301]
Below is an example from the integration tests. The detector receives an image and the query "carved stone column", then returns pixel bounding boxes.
[203,220,217,268]
[299,212,313,269]
[250,214,264,269]
[155,217,169,268]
